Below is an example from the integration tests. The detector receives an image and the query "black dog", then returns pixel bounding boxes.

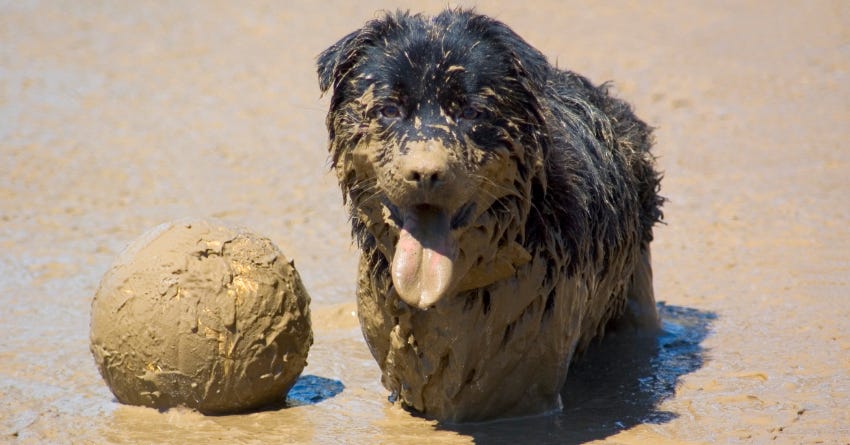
[318,9,663,422]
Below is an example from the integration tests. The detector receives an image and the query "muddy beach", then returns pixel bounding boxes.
[2,1,849,444]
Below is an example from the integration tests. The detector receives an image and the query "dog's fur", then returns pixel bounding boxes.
[318,9,663,422]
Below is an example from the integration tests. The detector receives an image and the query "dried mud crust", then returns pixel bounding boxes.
[89,219,313,414]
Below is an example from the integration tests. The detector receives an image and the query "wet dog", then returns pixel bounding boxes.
[317,9,663,422]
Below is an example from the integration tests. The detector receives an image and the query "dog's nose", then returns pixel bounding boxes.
[401,141,449,190]
[404,162,443,187]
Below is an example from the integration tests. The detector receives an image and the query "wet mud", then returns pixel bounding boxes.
[2,1,848,444]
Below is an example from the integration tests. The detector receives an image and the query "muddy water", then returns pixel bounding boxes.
[1,1,848,444]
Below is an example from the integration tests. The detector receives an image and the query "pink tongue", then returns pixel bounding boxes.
[391,207,456,309]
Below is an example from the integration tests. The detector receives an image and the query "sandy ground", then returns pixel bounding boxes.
[2,1,849,444]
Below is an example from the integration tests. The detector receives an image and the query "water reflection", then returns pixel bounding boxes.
[440,303,716,444]
[286,374,346,407]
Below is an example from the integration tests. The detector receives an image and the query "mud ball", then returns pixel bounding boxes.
[90,218,313,414]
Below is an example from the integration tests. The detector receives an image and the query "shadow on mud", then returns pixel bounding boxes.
[440,303,716,444]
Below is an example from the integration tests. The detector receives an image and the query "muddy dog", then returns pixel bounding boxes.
[317,9,663,422]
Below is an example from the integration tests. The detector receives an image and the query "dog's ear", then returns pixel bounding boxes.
[317,12,406,94]
[499,28,549,89]
[464,12,549,88]
[317,29,361,94]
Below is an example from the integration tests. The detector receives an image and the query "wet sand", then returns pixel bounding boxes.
[1,1,848,444]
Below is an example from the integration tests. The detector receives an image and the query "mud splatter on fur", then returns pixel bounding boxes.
[318,9,663,422]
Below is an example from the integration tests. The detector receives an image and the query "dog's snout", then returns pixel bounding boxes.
[401,140,450,190]
[404,160,444,187]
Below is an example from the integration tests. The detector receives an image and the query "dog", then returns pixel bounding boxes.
[317,9,663,422]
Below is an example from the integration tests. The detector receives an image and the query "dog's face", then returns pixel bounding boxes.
[319,10,549,308]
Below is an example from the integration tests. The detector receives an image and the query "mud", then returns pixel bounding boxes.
[90,218,312,414]
[1,1,848,444]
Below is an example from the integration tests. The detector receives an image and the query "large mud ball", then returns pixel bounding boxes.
[90,218,313,414]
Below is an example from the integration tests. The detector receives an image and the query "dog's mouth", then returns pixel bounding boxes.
[387,202,476,309]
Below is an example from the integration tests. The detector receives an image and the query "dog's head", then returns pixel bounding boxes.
[318,10,550,309]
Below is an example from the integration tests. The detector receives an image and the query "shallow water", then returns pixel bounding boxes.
[2,1,849,444]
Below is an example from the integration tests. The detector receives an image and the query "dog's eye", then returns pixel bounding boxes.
[379,104,402,119]
[458,106,482,121]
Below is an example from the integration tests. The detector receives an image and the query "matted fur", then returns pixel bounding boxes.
[318,9,663,422]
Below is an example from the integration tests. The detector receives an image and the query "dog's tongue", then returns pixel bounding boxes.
[391,206,456,309]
